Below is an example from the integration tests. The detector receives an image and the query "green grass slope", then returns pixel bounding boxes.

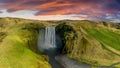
[56,20,120,67]
[0,17,120,68]
[86,28,120,51]
[0,18,51,68]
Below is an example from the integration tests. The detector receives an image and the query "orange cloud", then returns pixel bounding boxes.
[0,0,120,21]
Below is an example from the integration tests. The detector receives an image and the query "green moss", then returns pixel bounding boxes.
[86,28,120,51]
[56,21,120,67]
[0,35,51,68]
[0,18,51,68]
[56,22,78,54]
[0,17,120,67]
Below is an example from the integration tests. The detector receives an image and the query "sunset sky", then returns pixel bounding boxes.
[0,0,120,22]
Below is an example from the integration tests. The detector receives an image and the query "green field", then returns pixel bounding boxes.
[0,18,120,68]
[86,28,120,51]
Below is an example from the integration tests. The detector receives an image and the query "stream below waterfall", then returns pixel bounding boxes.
[44,48,91,68]
[37,26,114,68]
[44,48,112,68]
[44,48,64,68]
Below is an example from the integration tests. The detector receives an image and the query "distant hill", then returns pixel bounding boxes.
[0,17,120,68]
[56,20,120,67]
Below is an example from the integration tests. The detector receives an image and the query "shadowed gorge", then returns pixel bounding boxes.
[55,20,120,67]
[37,26,63,68]
[0,18,120,68]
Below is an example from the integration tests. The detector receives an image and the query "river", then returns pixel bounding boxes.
[37,27,117,68]
[44,48,112,68]
[44,48,92,68]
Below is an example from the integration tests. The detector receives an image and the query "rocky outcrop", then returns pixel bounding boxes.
[56,21,120,67]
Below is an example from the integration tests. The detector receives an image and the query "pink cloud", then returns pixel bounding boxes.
[0,0,119,21]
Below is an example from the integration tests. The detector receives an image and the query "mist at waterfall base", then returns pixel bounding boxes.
[37,27,91,68]
[37,26,110,68]
[38,27,56,51]
[37,26,64,68]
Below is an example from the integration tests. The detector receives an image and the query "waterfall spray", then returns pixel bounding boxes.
[38,26,56,51]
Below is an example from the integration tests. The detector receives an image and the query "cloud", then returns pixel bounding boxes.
[0,11,3,13]
[0,0,120,21]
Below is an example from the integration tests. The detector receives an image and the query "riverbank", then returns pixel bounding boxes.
[55,55,119,68]
[55,55,91,68]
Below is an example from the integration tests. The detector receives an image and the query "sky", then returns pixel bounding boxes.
[0,0,120,22]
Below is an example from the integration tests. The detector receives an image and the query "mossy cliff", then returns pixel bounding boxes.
[56,20,120,67]
[0,18,120,68]
[0,18,52,68]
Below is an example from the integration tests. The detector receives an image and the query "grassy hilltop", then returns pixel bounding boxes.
[0,17,120,68]
[56,20,120,67]
[0,17,52,68]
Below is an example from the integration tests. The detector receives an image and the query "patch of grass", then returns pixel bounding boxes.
[86,28,120,51]
[0,35,51,68]
[0,19,51,68]
[56,21,120,66]
[0,17,120,67]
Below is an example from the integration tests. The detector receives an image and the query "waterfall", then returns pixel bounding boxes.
[38,26,56,51]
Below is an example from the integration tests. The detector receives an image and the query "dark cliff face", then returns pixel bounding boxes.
[112,23,120,29]
[56,21,120,67]
[0,17,120,67]
[56,22,78,54]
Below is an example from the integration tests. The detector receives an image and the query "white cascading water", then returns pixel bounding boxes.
[37,27,107,68]
[38,26,56,51]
